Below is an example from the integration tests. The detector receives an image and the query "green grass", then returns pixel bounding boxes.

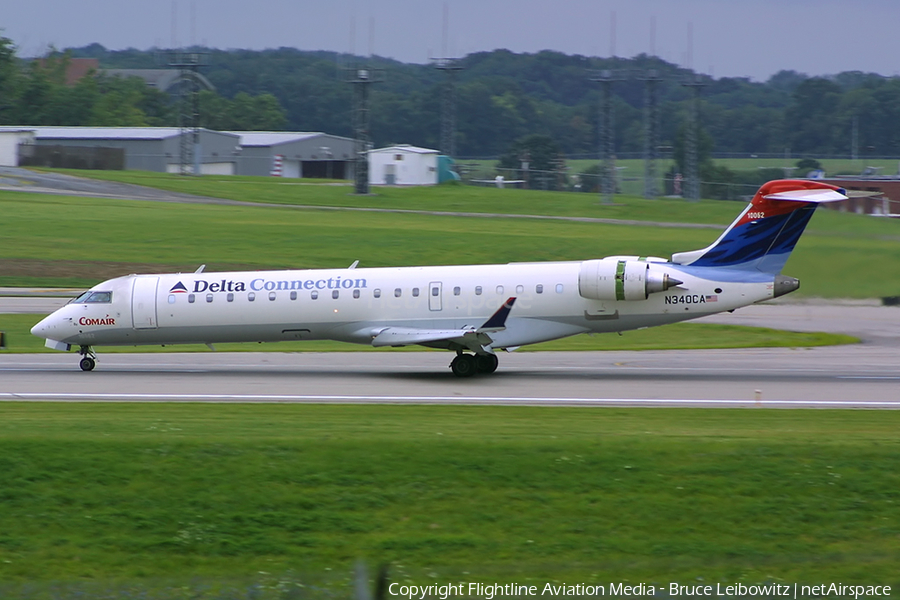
[0,404,898,596]
[36,168,747,224]
[0,313,858,353]
[3,183,900,297]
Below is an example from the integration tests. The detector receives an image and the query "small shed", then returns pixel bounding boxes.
[0,129,35,166]
[229,132,356,179]
[368,145,439,186]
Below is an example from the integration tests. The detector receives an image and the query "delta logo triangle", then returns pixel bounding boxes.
[169,281,188,294]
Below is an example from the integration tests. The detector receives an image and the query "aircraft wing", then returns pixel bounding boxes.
[371,298,516,352]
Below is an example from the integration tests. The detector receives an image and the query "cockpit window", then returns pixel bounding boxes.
[69,291,91,304]
[78,291,113,303]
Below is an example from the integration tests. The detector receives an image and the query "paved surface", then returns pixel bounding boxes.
[1,346,898,407]
[3,300,899,408]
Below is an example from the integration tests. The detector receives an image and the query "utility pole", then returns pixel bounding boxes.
[640,69,662,199]
[433,57,463,158]
[591,69,625,204]
[681,73,705,201]
[168,51,208,176]
[346,66,384,194]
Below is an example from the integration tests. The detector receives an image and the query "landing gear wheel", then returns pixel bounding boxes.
[450,354,477,378]
[475,353,499,374]
[78,345,97,372]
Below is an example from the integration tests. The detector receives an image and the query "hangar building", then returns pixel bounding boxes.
[14,127,241,174]
[228,132,356,179]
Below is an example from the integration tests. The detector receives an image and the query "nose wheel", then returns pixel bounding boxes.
[78,346,97,372]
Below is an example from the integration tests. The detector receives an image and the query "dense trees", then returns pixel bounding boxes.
[5,37,900,160]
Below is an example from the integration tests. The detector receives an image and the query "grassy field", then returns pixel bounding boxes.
[2,176,899,297]
[0,404,898,597]
[0,312,857,354]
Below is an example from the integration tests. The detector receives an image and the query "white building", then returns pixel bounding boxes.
[368,144,439,186]
[0,129,35,166]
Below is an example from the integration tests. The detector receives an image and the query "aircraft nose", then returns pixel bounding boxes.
[31,315,51,338]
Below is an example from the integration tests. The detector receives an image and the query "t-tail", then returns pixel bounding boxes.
[671,179,847,276]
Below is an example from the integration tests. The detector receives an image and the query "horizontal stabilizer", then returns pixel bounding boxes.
[763,188,847,203]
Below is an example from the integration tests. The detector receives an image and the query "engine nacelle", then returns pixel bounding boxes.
[578,259,682,301]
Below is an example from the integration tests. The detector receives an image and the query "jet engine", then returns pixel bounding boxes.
[578,259,682,301]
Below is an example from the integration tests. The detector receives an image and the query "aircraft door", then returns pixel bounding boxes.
[428,282,442,311]
[131,276,159,329]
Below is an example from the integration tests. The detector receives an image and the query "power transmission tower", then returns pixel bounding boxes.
[591,69,625,205]
[346,66,384,194]
[433,57,463,157]
[167,51,208,176]
[640,69,662,199]
[681,74,706,201]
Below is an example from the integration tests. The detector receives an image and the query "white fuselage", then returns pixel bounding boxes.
[32,259,775,351]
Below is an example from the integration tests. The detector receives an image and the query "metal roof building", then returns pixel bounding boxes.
[19,127,241,174]
[228,131,356,179]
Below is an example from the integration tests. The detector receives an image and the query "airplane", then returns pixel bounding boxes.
[31,179,847,377]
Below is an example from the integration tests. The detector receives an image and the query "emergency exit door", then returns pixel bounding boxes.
[428,282,442,311]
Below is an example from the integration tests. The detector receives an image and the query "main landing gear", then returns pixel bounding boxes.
[450,352,499,378]
[78,345,97,372]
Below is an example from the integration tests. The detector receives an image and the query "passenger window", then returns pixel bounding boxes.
[374,289,381,298]
[556,284,564,293]
[290,291,297,301]
[311,291,318,300]
[168,295,176,304]
[269,292,276,301]
[248,292,255,302]
[206,294,213,303]
[536,284,543,294]
[475,286,482,295]
[453,286,461,296]
[188,294,196,304]
[516,285,524,294]
[412,287,420,297]
[332,290,339,299]
[496,285,504,295]
[431,287,439,297]
[395,288,402,298]
[353,289,360,299]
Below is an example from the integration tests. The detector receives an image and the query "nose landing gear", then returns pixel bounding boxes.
[78,345,97,371]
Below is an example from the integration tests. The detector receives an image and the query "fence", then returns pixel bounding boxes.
[463,167,760,201]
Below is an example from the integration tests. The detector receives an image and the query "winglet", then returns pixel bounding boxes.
[479,297,516,330]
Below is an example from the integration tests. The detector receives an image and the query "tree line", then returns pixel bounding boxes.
[5,36,900,162]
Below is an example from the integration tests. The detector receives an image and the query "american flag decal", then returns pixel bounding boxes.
[705,294,718,302]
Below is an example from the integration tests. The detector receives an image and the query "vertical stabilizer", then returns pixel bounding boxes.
[671,180,846,274]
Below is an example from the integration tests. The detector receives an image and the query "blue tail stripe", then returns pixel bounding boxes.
[689,206,816,273]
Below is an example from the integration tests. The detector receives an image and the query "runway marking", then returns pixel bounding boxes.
[1,392,898,408]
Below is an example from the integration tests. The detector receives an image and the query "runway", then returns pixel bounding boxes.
[1,345,899,408]
[3,297,899,408]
